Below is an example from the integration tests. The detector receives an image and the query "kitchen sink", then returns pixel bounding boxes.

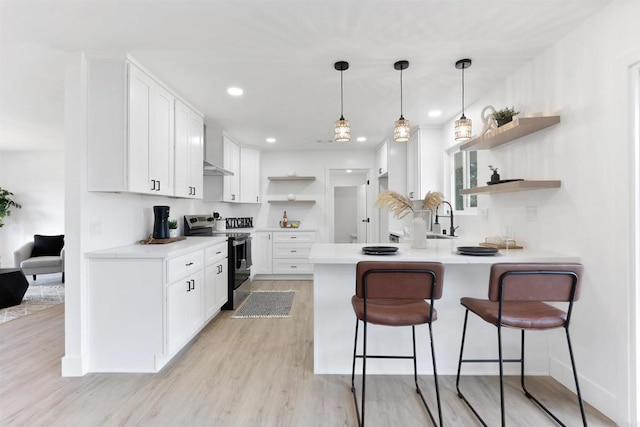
[426,233,456,239]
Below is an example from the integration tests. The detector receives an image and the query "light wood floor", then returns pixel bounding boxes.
[1,280,615,426]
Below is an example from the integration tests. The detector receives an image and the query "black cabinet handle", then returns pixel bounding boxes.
[151,179,156,191]
[186,280,191,292]
[186,262,194,266]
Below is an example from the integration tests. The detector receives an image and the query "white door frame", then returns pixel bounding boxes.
[631,59,640,425]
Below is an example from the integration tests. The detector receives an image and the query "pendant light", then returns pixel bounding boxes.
[334,61,350,143]
[454,58,473,142]
[393,60,411,142]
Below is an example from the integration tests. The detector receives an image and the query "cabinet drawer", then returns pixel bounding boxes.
[273,231,315,243]
[272,259,313,274]
[205,242,228,266]
[167,250,203,283]
[272,243,311,259]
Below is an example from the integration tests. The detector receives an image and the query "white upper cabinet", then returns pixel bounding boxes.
[240,146,261,203]
[174,99,204,198]
[222,137,261,203]
[222,136,240,202]
[406,127,442,200]
[376,141,388,177]
[87,55,202,198]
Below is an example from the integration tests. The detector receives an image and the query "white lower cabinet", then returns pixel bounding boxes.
[271,231,315,274]
[204,242,228,319]
[167,269,203,356]
[87,238,227,373]
[252,231,273,275]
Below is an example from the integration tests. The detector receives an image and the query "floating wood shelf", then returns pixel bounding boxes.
[461,180,561,194]
[268,176,316,181]
[460,116,560,151]
[267,199,316,204]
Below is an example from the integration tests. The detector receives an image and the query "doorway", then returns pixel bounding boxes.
[329,169,370,244]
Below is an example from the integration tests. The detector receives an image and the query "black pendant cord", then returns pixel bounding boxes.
[340,69,345,119]
[461,65,465,118]
[400,68,404,119]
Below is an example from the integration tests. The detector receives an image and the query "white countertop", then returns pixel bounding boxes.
[308,242,580,265]
[85,236,227,259]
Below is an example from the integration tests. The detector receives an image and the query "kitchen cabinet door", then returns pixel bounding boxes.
[128,64,174,196]
[174,100,204,198]
[252,232,272,275]
[376,141,388,177]
[223,136,240,202]
[148,82,175,196]
[184,270,204,338]
[166,278,188,356]
[128,65,153,194]
[167,270,203,355]
[205,259,228,319]
[406,128,442,200]
[240,146,261,203]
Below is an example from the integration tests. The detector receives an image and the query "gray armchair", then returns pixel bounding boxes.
[14,235,65,283]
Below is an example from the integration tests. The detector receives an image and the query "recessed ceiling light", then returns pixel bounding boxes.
[266,137,276,143]
[227,87,243,96]
[428,110,442,117]
[346,169,352,173]
[356,136,367,142]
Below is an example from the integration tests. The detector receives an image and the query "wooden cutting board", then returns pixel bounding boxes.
[479,242,523,250]
[139,236,186,245]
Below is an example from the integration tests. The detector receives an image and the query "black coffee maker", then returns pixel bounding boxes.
[152,206,170,239]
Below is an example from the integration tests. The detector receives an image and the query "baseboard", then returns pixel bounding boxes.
[61,354,89,377]
[550,356,617,421]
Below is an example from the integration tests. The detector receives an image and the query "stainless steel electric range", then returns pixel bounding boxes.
[183,215,252,310]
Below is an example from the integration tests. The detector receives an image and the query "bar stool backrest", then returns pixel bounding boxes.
[356,261,444,300]
[488,263,583,303]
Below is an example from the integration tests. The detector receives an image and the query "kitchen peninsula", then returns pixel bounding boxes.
[309,241,580,376]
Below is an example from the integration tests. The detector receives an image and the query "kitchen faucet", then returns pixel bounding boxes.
[435,201,458,237]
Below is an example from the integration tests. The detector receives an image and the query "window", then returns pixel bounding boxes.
[452,150,477,211]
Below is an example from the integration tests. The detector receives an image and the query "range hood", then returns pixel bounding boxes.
[202,124,234,176]
[203,160,234,176]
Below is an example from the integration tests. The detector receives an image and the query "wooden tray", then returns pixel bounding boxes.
[139,236,186,245]
[480,242,523,250]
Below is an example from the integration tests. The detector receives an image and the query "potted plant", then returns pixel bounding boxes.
[168,219,179,238]
[492,106,520,127]
[0,187,22,227]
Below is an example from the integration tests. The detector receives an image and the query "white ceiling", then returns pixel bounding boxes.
[0,0,613,153]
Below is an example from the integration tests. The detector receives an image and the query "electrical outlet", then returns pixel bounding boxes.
[526,206,537,222]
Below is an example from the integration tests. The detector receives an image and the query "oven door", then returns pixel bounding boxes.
[233,237,252,290]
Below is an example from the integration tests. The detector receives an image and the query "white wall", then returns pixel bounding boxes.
[441,2,640,423]
[0,151,65,266]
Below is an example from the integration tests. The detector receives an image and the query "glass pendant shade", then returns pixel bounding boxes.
[335,116,350,142]
[393,117,411,142]
[454,116,472,142]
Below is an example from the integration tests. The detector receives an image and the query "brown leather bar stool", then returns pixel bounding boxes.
[455,263,587,426]
[351,261,444,427]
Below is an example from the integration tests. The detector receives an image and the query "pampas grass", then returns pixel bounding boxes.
[377,190,444,218]
[422,191,443,213]
[376,190,413,218]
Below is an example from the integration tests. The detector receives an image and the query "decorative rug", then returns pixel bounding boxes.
[232,290,296,318]
[0,282,65,324]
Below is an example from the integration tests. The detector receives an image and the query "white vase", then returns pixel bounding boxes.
[410,210,430,249]
[169,229,178,238]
